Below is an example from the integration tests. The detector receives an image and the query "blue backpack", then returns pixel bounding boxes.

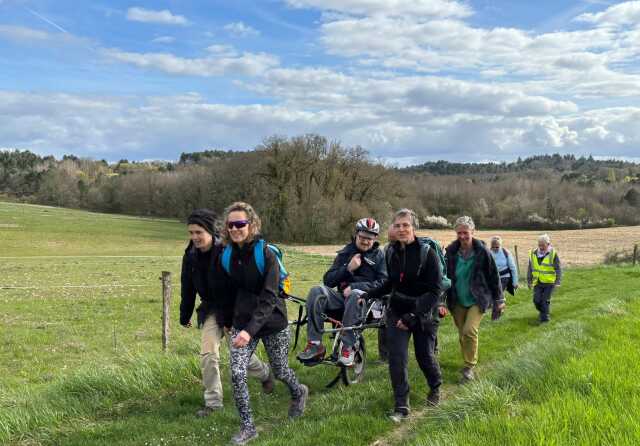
[221,239,291,294]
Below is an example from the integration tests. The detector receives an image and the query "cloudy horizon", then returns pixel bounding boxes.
[1,0,640,165]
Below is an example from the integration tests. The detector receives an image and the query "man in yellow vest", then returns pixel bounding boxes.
[527,234,562,323]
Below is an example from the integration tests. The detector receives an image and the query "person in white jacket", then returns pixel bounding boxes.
[489,236,519,296]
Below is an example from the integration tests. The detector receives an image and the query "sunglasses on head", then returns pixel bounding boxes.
[227,220,249,229]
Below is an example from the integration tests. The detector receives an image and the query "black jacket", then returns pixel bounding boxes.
[224,238,288,338]
[323,240,387,292]
[179,240,233,327]
[368,239,443,318]
[445,238,504,313]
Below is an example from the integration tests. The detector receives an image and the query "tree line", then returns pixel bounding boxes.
[2,135,639,242]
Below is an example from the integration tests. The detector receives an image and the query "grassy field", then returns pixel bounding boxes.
[2,202,640,445]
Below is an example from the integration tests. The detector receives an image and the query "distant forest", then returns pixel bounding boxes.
[2,135,640,243]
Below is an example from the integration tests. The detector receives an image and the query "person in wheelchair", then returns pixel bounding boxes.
[297,218,387,366]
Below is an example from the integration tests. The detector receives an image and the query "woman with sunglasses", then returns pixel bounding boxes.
[221,201,308,445]
[179,209,274,418]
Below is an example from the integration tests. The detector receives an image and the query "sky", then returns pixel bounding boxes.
[1,0,640,165]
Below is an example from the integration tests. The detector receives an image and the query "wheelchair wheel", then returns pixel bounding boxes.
[345,337,366,384]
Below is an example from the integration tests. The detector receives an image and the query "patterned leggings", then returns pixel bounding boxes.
[230,327,303,429]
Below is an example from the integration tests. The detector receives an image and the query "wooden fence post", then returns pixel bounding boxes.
[634,244,638,267]
[514,245,520,275]
[161,271,171,352]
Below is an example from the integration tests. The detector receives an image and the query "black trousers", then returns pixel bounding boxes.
[386,311,442,409]
[533,284,555,321]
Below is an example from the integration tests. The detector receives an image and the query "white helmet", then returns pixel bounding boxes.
[355,217,380,236]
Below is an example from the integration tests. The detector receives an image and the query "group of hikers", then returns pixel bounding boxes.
[179,202,562,445]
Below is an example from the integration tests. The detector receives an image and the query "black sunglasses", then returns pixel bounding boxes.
[227,220,249,229]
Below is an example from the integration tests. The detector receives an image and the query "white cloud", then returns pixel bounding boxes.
[105,49,279,77]
[303,2,640,102]
[2,89,639,162]
[126,7,190,26]
[250,68,577,117]
[224,21,260,37]
[151,36,175,44]
[286,0,472,18]
[575,1,640,27]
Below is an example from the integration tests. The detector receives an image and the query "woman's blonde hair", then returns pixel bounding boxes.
[220,201,262,245]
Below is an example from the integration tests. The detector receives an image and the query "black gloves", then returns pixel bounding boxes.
[401,313,418,330]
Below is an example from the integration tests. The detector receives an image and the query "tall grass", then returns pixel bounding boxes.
[0,354,199,443]
[404,295,640,446]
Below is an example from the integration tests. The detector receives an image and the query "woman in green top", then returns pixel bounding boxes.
[445,216,505,382]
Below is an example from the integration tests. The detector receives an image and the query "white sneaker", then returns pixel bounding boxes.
[338,346,355,366]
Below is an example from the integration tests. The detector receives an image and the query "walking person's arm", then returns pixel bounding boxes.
[180,254,196,327]
[553,253,562,286]
[485,249,505,312]
[527,255,533,289]
[507,250,519,288]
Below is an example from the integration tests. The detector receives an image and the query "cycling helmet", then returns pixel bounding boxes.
[355,217,380,236]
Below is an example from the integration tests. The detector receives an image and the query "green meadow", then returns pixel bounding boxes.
[1,201,639,445]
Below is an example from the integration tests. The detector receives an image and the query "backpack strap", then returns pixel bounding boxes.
[416,239,431,277]
[253,239,266,276]
[502,248,509,259]
[221,245,232,275]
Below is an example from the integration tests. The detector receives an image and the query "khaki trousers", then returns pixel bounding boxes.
[451,304,484,368]
[201,314,270,408]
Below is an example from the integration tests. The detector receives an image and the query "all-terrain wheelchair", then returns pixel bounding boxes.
[284,292,388,387]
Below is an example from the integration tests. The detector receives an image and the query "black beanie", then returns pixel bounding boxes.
[187,209,217,235]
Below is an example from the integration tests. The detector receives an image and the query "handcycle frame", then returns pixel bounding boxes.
[282,291,387,388]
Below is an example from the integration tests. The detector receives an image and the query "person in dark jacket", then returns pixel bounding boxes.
[221,202,308,445]
[367,209,443,422]
[445,216,505,383]
[297,218,387,366]
[179,209,273,418]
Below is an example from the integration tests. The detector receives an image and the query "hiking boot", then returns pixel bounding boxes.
[230,426,258,445]
[261,369,275,394]
[296,342,325,362]
[461,367,475,383]
[288,384,309,418]
[196,405,222,417]
[426,388,440,407]
[388,407,410,423]
[337,346,355,367]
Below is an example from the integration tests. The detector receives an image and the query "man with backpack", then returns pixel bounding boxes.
[365,209,446,421]
[296,218,387,367]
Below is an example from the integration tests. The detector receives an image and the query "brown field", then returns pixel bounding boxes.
[289,226,640,271]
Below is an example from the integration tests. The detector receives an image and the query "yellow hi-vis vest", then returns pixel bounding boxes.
[529,249,557,285]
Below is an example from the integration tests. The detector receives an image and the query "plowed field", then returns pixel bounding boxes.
[290,226,640,270]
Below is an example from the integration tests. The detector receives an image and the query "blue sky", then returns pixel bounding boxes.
[1,0,639,164]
